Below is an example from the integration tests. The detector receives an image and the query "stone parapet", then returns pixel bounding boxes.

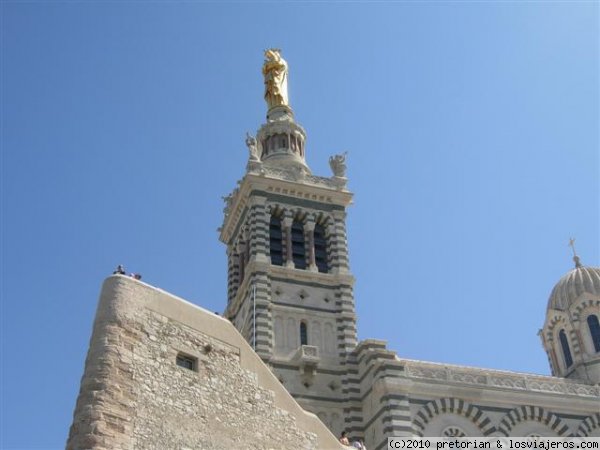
[400,359,600,397]
[247,164,349,191]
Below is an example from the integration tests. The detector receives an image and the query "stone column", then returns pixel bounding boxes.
[248,196,270,263]
[327,211,357,356]
[226,245,239,306]
[282,214,294,268]
[236,240,246,284]
[328,210,350,274]
[572,328,585,365]
[249,271,273,361]
[378,392,413,440]
[336,283,357,356]
[305,216,317,272]
[549,347,559,376]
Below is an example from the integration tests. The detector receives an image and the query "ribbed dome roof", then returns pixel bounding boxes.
[547,260,600,311]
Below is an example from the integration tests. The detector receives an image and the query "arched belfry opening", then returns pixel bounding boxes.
[269,214,284,266]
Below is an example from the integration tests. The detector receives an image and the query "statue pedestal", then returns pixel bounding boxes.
[267,105,294,122]
[330,176,348,190]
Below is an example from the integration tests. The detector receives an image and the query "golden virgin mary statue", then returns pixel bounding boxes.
[262,49,289,109]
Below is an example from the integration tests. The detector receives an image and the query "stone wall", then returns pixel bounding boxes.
[66,275,342,450]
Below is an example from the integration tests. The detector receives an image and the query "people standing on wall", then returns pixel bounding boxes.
[352,439,365,449]
[339,431,350,446]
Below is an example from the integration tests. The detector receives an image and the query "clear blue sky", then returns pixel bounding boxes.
[2,2,598,448]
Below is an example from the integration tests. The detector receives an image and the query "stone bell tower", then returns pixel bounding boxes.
[219,49,357,433]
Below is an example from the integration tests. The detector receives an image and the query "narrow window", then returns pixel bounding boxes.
[176,353,197,371]
[300,322,308,346]
[559,329,573,368]
[269,215,283,266]
[587,314,600,352]
[314,224,328,273]
[291,220,306,269]
[291,135,297,152]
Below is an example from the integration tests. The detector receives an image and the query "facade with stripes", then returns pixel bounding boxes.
[219,52,600,450]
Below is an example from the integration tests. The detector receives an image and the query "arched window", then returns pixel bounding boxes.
[291,220,306,269]
[300,322,308,346]
[269,215,283,266]
[587,314,600,352]
[314,224,328,273]
[559,329,573,368]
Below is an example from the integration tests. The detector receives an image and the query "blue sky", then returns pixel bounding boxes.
[2,2,598,448]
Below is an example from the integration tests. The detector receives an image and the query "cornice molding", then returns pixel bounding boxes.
[220,172,353,244]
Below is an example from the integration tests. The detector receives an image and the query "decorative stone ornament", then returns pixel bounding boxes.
[329,152,347,178]
[245,132,260,161]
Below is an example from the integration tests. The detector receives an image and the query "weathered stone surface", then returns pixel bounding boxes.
[66,275,340,450]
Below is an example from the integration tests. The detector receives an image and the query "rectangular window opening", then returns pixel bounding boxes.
[176,353,197,371]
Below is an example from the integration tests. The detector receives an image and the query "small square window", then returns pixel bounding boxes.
[176,353,197,371]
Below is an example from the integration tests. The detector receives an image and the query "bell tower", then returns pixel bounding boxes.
[219,50,357,433]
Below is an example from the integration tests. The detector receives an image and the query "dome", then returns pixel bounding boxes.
[547,260,600,311]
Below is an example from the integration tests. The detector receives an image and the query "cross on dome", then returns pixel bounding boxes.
[568,237,583,268]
